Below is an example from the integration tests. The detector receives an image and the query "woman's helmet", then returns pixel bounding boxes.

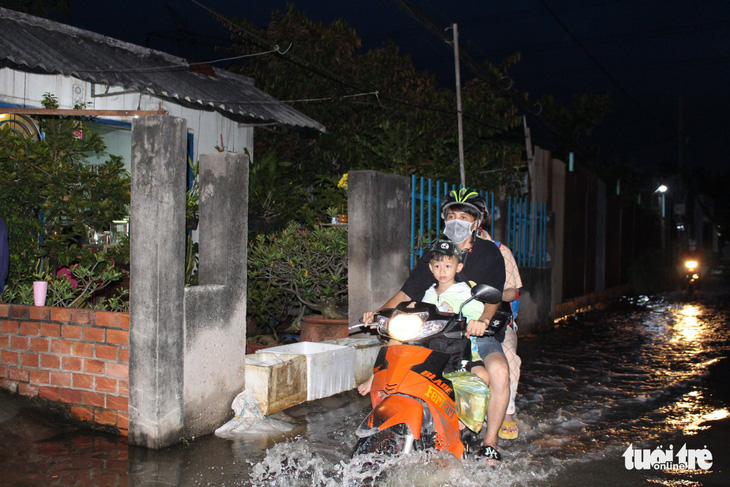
[440,188,488,221]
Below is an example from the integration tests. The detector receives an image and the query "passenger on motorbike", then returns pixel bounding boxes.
[362,188,509,463]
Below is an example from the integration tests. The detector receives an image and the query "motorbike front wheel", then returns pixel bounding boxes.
[352,424,417,457]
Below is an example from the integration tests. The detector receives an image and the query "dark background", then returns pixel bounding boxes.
[51,0,730,174]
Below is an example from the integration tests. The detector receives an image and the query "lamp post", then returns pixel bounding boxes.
[656,184,668,218]
[655,185,669,263]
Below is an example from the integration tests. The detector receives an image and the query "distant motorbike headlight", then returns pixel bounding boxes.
[685,260,698,270]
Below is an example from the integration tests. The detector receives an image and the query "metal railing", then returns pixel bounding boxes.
[410,175,548,268]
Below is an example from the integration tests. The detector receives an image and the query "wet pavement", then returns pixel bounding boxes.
[1,279,729,486]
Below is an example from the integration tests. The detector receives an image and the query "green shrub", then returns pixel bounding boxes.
[247,222,347,321]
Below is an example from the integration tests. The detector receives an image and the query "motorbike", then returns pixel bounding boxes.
[351,284,505,459]
[683,258,700,294]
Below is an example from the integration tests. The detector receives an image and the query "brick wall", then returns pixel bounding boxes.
[0,303,129,435]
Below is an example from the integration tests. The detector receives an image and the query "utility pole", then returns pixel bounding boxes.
[451,23,465,187]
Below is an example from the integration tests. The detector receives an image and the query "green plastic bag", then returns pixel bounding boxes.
[444,371,490,433]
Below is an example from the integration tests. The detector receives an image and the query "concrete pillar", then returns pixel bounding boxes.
[348,170,411,323]
[129,115,187,449]
[182,151,249,438]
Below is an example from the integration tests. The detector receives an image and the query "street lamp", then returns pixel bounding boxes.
[655,185,668,218]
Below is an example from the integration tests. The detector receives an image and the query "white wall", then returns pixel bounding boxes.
[0,68,254,163]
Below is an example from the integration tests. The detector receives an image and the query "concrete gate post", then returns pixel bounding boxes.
[182,151,249,438]
[348,170,411,323]
[129,115,187,448]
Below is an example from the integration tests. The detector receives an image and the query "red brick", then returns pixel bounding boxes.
[50,307,72,321]
[83,359,105,375]
[40,353,61,369]
[1,319,19,333]
[29,337,49,352]
[29,307,50,320]
[83,391,105,408]
[106,394,128,412]
[61,356,82,371]
[59,388,84,404]
[96,409,118,426]
[0,303,9,318]
[0,335,7,348]
[40,323,61,337]
[29,369,49,384]
[10,335,29,349]
[105,363,129,380]
[117,412,129,430]
[73,373,94,389]
[72,309,92,325]
[8,366,28,381]
[20,352,39,367]
[50,339,72,354]
[1,349,18,364]
[9,305,30,319]
[0,377,14,389]
[119,313,129,330]
[83,326,105,343]
[49,371,72,386]
[18,383,39,397]
[106,329,128,346]
[119,347,129,363]
[95,311,119,328]
[118,380,128,396]
[71,406,93,422]
[72,342,94,357]
[39,386,60,401]
[20,322,39,336]
[95,344,118,360]
[96,376,117,393]
[61,324,82,339]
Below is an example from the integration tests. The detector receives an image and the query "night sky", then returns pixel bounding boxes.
[56,0,730,174]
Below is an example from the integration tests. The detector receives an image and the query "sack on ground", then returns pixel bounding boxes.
[215,389,296,438]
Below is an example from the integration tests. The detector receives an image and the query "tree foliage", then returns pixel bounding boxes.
[217,5,524,227]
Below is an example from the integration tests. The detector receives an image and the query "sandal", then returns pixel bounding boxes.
[475,445,502,462]
[498,420,519,440]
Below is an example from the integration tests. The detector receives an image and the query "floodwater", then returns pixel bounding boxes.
[1,280,729,486]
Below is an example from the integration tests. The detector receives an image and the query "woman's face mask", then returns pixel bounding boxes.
[444,218,474,243]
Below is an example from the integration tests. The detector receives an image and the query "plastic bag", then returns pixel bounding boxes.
[214,389,296,439]
[443,371,490,433]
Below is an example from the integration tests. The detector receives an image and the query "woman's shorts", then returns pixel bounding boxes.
[475,335,504,359]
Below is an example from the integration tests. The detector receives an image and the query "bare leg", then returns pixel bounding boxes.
[481,352,510,452]
[501,325,521,437]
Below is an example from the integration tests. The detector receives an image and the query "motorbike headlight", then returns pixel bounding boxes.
[382,311,449,342]
[685,260,698,269]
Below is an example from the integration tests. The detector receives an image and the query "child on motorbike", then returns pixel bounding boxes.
[358,238,491,395]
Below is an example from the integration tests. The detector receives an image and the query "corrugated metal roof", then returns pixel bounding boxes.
[0,7,325,132]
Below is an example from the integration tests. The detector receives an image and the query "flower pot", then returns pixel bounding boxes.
[300,315,349,342]
[33,281,48,306]
[338,214,348,224]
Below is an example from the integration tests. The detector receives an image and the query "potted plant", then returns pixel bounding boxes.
[248,222,348,341]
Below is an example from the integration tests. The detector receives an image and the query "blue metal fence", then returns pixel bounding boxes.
[506,197,549,268]
[410,175,548,268]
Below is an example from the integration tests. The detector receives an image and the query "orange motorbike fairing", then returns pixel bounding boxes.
[369,344,465,458]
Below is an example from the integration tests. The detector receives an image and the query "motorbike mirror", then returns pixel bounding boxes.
[470,284,503,304]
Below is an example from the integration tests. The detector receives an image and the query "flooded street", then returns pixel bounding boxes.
[2,281,729,486]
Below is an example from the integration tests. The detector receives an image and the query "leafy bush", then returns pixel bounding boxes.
[0,93,130,309]
[248,222,347,321]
